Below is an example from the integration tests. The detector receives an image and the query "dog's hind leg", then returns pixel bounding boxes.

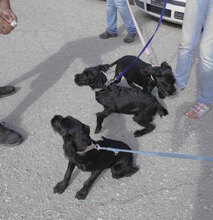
[75,170,103,200]
[54,162,75,194]
[111,161,138,179]
[95,108,112,134]
[133,115,155,137]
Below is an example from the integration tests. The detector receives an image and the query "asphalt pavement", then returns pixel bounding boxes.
[0,0,213,219]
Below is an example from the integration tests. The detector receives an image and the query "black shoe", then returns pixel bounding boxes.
[99,31,118,39]
[0,122,23,146]
[124,33,138,43]
[0,86,16,98]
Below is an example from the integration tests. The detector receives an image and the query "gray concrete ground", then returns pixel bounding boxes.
[0,0,213,219]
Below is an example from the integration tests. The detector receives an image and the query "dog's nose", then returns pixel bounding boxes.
[74,75,79,82]
[172,86,177,94]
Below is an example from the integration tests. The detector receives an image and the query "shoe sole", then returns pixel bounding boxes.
[0,89,17,98]
[0,136,24,147]
[100,35,118,39]
[124,34,138,43]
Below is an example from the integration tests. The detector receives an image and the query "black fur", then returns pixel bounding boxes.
[75,65,168,137]
[51,115,138,200]
[107,55,176,99]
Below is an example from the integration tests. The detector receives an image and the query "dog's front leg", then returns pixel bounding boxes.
[54,161,75,194]
[75,170,103,200]
[158,88,166,99]
[95,108,112,134]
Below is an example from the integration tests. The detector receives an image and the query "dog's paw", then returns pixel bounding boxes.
[134,130,145,137]
[75,189,88,200]
[158,91,165,99]
[53,181,68,194]
[94,127,101,134]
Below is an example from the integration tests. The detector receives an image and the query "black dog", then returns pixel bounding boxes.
[51,115,138,200]
[75,65,168,137]
[106,55,176,99]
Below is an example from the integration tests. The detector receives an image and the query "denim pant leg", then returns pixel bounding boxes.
[106,0,118,34]
[197,0,213,105]
[114,0,137,34]
[174,0,207,88]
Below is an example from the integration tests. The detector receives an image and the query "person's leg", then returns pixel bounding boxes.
[197,0,213,105]
[106,0,118,34]
[100,0,118,39]
[174,0,207,88]
[114,0,136,34]
[0,85,23,145]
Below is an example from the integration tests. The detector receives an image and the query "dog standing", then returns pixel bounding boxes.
[51,115,138,200]
[75,65,168,137]
[107,55,176,99]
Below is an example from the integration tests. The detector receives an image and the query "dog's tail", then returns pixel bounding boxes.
[101,59,119,74]
[101,136,109,141]
[108,59,119,68]
[157,102,168,118]
[99,64,111,72]
[99,59,120,74]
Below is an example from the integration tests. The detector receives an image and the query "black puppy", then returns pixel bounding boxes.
[75,65,168,137]
[51,115,138,200]
[107,55,176,99]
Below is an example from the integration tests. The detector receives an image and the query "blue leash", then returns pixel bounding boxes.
[112,0,168,82]
[94,144,213,162]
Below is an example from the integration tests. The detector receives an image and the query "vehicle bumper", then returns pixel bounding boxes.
[134,0,186,24]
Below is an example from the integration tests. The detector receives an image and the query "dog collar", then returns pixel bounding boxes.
[150,74,155,81]
[76,144,96,154]
[94,88,103,92]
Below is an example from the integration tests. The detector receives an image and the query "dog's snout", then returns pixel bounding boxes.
[51,115,63,126]
[74,74,79,82]
[74,73,84,85]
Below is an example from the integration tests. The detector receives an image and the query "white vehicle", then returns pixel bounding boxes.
[134,0,186,24]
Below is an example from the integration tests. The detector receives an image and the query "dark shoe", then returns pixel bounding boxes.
[0,122,23,146]
[0,86,16,98]
[99,31,117,39]
[124,33,138,43]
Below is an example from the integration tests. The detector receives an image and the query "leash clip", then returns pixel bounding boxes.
[105,78,116,87]
[94,144,101,151]
[114,151,119,156]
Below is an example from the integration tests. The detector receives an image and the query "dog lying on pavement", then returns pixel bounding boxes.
[51,115,138,200]
[75,65,168,137]
[106,55,176,99]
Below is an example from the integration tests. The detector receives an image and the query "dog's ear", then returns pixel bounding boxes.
[63,135,76,155]
[96,72,107,86]
[101,73,108,84]
[98,64,110,72]
[73,130,92,152]
[140,66,153,75]
[161,61,171,69]
[83,124,90,135]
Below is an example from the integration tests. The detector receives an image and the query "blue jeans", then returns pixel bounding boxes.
[174,0,213,105]
[106,0,137,34]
